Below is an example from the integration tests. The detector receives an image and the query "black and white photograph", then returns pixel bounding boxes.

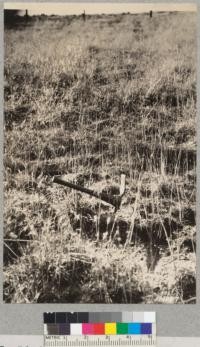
[3,2,197,304]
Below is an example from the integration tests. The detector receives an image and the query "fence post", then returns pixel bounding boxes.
[82,10,86,22]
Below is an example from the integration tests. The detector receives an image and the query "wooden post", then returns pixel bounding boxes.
[82,10,86,22]
[150,10,153,18]
[25,9,29,21]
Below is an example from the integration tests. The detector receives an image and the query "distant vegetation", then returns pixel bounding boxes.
[4,12,196,303]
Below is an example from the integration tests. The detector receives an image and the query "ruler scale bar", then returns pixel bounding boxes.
[44,336,156,346]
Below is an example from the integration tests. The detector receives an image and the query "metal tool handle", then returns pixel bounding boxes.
[52,174,126,210]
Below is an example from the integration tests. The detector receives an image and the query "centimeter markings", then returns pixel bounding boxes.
[44,336,156,347]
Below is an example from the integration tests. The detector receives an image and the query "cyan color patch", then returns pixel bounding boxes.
[128,323,141,334]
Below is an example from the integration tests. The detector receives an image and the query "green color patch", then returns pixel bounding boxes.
[117,323,128,335]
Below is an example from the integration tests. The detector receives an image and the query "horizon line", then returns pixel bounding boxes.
[4,2,197,16]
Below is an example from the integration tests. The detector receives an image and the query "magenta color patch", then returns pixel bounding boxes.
[82,323,94,335]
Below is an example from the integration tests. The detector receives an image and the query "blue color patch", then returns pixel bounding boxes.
[141,323,152,334]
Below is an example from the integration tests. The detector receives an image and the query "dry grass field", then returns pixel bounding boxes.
[4,11,196,303]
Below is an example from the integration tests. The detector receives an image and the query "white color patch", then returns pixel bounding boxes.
[43,324,48,335]
[144,312,156,323]
[70,323,82,335]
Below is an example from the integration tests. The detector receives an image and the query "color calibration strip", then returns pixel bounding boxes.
[44,312,156,336]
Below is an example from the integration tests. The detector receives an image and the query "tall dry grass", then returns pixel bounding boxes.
[4,12,196,303]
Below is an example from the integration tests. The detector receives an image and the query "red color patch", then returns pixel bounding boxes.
[93,323,105,335]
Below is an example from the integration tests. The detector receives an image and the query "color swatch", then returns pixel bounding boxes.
[44,312,156,336]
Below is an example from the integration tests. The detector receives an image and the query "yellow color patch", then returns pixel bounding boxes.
[105,323,117,335]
